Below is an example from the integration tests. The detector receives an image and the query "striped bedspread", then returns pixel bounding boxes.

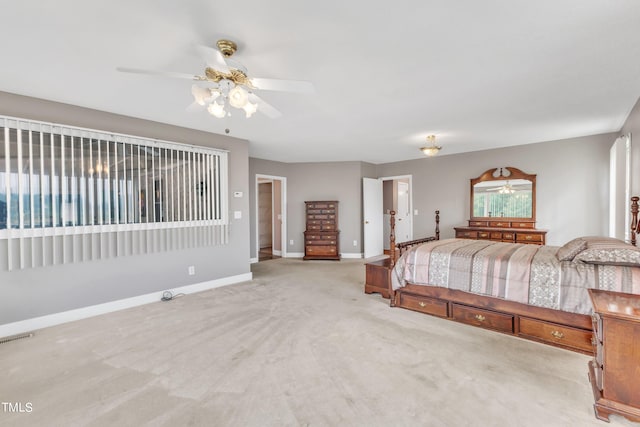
[391,238,640,315]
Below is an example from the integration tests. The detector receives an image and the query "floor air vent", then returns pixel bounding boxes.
[0,333,33,345]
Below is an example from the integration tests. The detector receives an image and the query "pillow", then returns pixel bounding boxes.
[556,238,587,262]
[572,236,640,266]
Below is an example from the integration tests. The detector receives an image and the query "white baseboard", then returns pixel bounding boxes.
[341,253,363,259]
[285,252,305,258]
[284,252,362,259]
[272,249,282,256]
[250,257,259,263]
[0,272,253,339]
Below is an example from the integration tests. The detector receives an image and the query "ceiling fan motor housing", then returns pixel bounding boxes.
[216,39,237,57]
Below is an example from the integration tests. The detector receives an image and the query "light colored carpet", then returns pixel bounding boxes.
[0,258,635,427]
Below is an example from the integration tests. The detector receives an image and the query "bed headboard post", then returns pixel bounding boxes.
[389,210,396,267]
[632,196,639,246]
[435,210,440,240]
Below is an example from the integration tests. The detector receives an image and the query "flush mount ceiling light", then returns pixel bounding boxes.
[117,39,315,120]
[420,135,441,156]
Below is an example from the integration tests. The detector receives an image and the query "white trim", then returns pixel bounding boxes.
[341,253,363,259]
[0,272,252,338]
[250,257,259,263]
[380,174,413,242]
[272,249,282,256]
[255,174,287,260]
[286,252,305,258]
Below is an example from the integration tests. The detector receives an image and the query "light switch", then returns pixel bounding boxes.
[233,191,243,198]
[234,210,242,219]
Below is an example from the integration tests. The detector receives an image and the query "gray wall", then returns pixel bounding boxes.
[251,133,614,253]
[0,92,251,324]
[622,96,640,196]
[378,134,614,246]
[248,158,368,257]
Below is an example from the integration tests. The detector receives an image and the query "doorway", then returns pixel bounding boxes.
[256,175,286,261]
[363,175,413,259]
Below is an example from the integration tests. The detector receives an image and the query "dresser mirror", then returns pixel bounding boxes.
[470,167,536,220]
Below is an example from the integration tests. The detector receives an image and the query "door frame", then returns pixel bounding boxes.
[381,174,413,244]
[255,174,287,261]
[362,174,413,259]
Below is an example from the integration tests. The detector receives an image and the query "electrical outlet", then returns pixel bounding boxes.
[290,239,294,245]
[353,240,358,246]
[188,265,195,275]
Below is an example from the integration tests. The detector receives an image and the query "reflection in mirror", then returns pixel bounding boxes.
[472,179,532,218]
[470,167,536,221]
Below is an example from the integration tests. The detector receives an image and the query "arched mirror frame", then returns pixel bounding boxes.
[470,167,536,222]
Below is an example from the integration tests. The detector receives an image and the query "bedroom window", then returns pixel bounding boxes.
[610,134,631,240]
[0,116,229,270]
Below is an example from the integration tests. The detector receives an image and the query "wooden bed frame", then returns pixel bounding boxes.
[384,197,640,354]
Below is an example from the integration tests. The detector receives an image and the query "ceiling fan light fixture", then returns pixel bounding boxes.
[191,85,211,106]
[207,102,226,118]
[243,101,258,118]
[228,85,249,108]
[498,182,515,194]
[420,135,442,156]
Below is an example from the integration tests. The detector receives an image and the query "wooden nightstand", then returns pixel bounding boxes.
[364,258,392,299]
[588,289,640,423]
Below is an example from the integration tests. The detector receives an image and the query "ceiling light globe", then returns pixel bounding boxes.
[420,146,440,156]
[207,102,226,118]
[229,86,248,108]
[243,102,258,118]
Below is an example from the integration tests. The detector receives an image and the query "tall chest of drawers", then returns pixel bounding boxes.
[304,201,340,260]
[587,289,640,423]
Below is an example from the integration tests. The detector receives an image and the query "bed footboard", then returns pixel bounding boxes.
[387,210,440,306]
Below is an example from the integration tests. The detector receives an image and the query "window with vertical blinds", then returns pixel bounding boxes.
[0,116,229,270]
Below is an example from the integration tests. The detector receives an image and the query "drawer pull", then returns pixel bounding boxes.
[496,222,504,226]
[519,223,527,227]
[474,314,486,322]
[525,235,533,240]
[419,302,426,307]
[551,330,564,339]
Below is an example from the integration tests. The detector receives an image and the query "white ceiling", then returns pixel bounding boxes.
[1,1,639,164]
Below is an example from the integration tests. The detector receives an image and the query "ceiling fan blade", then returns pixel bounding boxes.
[195,44,231,74]
[116,67,198,80]
[249,93,282,119]
[250,77,315,94]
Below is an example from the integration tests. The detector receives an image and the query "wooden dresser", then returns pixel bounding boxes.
[459,167,547,245]
[588,289,640,423]
[454,219,547,245]
[304,201,340,260]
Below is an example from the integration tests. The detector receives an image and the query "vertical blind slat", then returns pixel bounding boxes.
[0,116,228,271]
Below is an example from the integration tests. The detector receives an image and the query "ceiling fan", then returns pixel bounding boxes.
[117,39,314,119]
[486,181,515,194]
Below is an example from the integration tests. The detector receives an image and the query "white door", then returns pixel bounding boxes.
[396,181,411,243]
[363,178,383,258]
